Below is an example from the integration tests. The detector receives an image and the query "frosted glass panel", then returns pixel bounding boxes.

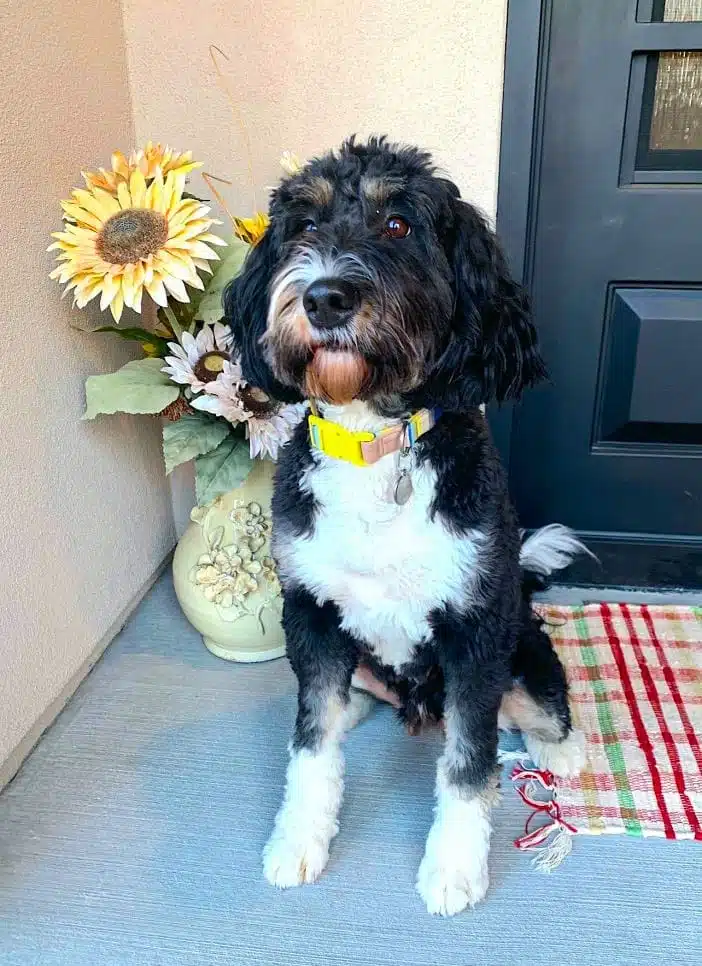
[649,51,702,150]
[654,0,702,21]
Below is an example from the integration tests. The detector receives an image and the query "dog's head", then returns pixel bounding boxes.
[226,137,545,412]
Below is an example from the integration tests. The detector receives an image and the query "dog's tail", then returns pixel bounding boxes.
[519,524,594,594]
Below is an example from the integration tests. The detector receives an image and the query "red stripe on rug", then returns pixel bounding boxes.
[641,605,702,779]
[600,603,676,839]
[620,603,702,839]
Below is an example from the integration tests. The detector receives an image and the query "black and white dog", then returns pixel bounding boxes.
[226,138,586,915]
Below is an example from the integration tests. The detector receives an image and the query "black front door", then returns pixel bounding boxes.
[505,0,702,581]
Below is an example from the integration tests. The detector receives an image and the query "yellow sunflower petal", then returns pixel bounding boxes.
[167,219,213,243]
[60,201,103,232]
[186,241,221,260]
[166,174,186,216]
[161,173,177,212]
[92,187,121,217]
[161,274,190,303]
[175,161,203,177]
[109,289,125,322]
[117,181,132,210]
[129,170,147,207]
[154,250,195,281]
[112,151,130,179]
[99,273,121,312]
[186,272,204,291]
[145,170,164,211]
[131,263,145,312]
[199,232,228,246]
[167,204,205,234]
[74,276,105,308]
[70,187,118,221]
[121,263,136,308]
[143,255,154,286]
[145,275,168,307]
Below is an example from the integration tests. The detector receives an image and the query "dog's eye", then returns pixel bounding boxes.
[383,216,411,239]
[301,218,318,233]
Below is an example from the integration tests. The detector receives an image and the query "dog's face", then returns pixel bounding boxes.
[226,138,545,411]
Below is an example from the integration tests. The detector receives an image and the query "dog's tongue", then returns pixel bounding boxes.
[306,348,369,404]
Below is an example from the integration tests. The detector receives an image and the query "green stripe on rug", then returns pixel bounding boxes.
[572,607,643,835]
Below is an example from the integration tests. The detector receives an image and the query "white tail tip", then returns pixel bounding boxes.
[519,524,594,577]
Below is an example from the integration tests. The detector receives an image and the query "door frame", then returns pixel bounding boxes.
[491,0,545,467]
[492,0,702,589]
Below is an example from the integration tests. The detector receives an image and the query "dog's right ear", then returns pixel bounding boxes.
[223,228,302,403]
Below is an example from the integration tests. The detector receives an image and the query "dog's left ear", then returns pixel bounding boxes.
[427,197,546,410]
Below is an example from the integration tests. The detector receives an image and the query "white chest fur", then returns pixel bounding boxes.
[276,404,485,671]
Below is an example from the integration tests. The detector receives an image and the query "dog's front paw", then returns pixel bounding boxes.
[263,826,331,889]
[416,850,489,916]
[525,727,586,778]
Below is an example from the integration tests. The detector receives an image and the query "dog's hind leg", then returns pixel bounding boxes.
[342,678,377,730]
[502,611,586,778]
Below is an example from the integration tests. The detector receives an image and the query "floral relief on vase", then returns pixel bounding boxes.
[189,497,282,628]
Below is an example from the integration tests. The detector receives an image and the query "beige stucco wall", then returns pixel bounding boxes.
[122,0,507,219]
[0,0,175,778]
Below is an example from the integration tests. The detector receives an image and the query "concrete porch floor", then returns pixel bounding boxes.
[0,572,700,965]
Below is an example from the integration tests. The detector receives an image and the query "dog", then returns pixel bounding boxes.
[225,137,587,916]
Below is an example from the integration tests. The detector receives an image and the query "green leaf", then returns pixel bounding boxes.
[194,236,250,325]
[194,436,252,504]
[162,412,231,475]
[84,358,180,419]
[93,325,169,357]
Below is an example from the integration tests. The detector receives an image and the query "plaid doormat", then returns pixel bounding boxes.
[517,604,702,850]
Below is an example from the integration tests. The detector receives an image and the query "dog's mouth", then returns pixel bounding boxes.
[304,346,370,404]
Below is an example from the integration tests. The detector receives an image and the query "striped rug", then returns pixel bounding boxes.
[525,604,702,844]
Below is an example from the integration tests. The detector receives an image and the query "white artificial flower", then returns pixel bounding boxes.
[161,322,231,393]
[192,358,306,459]
[190,359,249,424]
[246,403,306,461]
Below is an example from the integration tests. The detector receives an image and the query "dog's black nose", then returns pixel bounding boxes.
[303,279,358,329]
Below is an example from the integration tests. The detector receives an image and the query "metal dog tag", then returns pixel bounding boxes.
[394,471,413,505]
[393,433,414,505]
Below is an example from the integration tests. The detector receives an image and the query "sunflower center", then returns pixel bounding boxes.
[193,351,228,384]
[96,208,169,264]
[240,384,278,416]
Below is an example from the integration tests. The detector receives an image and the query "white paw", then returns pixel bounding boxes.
[525,728,586,778]
[416,852,489,916]
[263,826,331,888]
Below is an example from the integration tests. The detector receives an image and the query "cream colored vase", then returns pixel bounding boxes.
[172,459,285,662]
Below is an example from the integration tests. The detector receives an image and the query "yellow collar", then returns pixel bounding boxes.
[308,406,441,467]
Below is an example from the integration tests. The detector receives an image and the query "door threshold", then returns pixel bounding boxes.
[537,584,702,606]
[552,535,702,592]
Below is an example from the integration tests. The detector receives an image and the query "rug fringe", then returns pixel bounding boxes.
[497,748,532,765]
[511,765,578,871]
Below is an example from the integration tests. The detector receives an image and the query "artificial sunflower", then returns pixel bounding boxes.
[49,169,226,321]
[233,211,269,246]
[83,141,202,193]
